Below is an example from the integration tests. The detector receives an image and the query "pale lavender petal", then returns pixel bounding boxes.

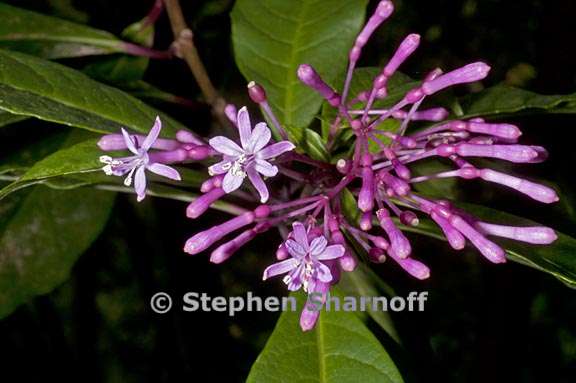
[247,122,271,154]
[316,263,333,283]
[121,128,138,154]
[134,166,147,201]
[222,171,244,193]
[256,141,295,159]
[286,264,305,291]
[247,167,269,203]
[285,238,306,259]
[142,116,162,151]
[208,160,231,176]
[292,222,309,250]
[317,244,345,260]
[254,159,278,177]
[147,163,181,181]
[236,106,252,149]
[262,258,299,280]
[209,136,244,156]
[309,236,327,257]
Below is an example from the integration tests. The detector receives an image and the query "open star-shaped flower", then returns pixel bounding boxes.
[262,222,345,292]
[99,116,181,201]
[208,106,295,203]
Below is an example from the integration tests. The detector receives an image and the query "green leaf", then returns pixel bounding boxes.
[120,81,199,109]
[231,0,369,133]
[247,290,404,383]
[83,16,155,83]
[0,138,102,199]
[341,187,360,224]
[338,264,400,343]
[461,85,576,118]
[407,202,576,288]
[0,131,67,176]
[0,110,28,128]
[291,128,330,162]
[0,3,126,59]
[0,49,185,135]
[0,185,114,318]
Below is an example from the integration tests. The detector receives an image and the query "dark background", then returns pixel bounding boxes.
[0,0,575,382]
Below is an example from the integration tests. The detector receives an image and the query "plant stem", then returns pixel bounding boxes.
[163,0,227,123]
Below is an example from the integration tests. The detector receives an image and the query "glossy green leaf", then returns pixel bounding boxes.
[292,128,330,162]
[247,290,404,383]
[0,185,114,318]
[0,131,67,176]
[0,139,102,199]
[0,110,28,128]
[338,264,400,343]
[83,15,154,83]
[0,49,185,135]
[231,0,369,134]
[0,3,126,59]
[461,85,576,118]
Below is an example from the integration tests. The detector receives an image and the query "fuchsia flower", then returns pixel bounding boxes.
[98,117,182,201]
[208,106,295,203]
[262,222,345,292]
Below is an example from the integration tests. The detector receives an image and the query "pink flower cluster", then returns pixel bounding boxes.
[97,0,558,330]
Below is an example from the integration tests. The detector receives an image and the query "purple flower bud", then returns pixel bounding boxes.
[477,222,557,244]
[350,0,394,61]
[358,166,375,212]
[392,159,411,180]
[359,211,373,231]
[339,254,357,271]
[391,256,430,280]
[186,187,226,219]
[465,121,522,139]
[437,143,539,163]
[200,175,224,193]
[400,211,419,226]
[383,33,420,77]
[98,134,180,151]
[430,211,466,250]
[149,148,188,164]
[224,104,237,124]
[276,244,289,260]
[247,81,267,104]
[403,87,425,103]
[479,169,559,203]
[210,223,270,264]
[187,145,211,160]
[410,107,449,121]
[377,209,412,258]
[368,247,386,263]
[184,211,255,254]
[378,171,411,196]
[396,136,418,148]
[176,129,204,145]
[446,214,506,263]
[297,64,341,106]
[422,62,491,95]
[371,236,389,250]
[526,146,549,163]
